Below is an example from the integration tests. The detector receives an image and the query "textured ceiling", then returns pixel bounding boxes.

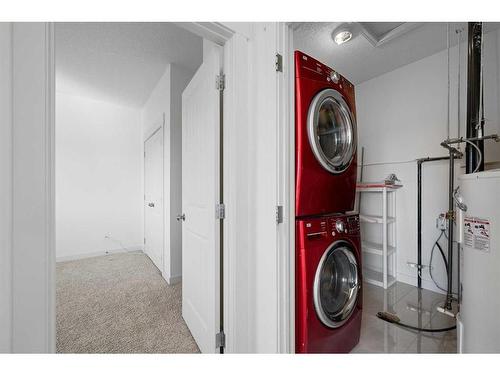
[293,22,500,84]
[56,23,203,108]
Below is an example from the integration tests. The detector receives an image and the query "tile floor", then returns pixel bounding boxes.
[352,281,457,353]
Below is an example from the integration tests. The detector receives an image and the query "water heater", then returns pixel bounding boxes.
[458,169,500,353]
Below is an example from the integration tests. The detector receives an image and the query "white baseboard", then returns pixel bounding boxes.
[164,274,182,285]
[56,246,144,263]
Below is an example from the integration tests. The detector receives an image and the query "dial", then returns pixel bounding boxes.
[330,71,340,84]
[335,220,345,233]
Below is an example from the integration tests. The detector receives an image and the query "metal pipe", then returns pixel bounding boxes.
[466,22,485,173]
[446,22,451,141]
[445,151,455,310]
[417,161,422,289]
[457,28,462,147]
[416,156,453,289]
[443,134,499,145]
[440,142,463,156]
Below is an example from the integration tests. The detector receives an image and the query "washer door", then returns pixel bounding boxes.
[314,241,360,328]
[307,89,356,174]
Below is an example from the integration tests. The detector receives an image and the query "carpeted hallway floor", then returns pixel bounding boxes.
[56,251,200,353]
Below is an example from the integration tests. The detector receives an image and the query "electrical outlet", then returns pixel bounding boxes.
[436,214,447,230]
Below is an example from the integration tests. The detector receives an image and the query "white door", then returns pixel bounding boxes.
[181,46,222,353]
[144,127,164,271]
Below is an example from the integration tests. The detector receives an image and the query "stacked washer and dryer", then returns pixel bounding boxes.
[295,51,362,353]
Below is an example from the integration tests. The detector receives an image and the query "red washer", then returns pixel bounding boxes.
[295,51,357,217]
[295,213,362,353]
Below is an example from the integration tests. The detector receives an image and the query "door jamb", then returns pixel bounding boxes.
[277,22,295,354]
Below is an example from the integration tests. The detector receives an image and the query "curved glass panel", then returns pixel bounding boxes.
[308,89,356,173]
[314,244,359,328]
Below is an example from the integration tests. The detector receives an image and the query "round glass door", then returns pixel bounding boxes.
[307,89,356,174]
[313,241,359,328]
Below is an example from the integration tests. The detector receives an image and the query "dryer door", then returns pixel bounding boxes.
[314,240,360,328]
[307,89,356,174]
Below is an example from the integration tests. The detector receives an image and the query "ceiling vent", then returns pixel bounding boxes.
[358,22,423,47]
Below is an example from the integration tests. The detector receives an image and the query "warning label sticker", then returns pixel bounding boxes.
[464,216,490,252]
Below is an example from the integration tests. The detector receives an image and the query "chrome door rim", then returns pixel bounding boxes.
[313,240,360,328]
[307,89,356,174]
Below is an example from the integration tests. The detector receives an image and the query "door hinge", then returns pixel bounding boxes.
[216,74,225,91]
[215,331,225,349]
[216,203,226,220]
[275,53,283,72]
[276,205,284,224]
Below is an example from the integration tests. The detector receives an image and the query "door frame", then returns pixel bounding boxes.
[143,122,165,273]
[277,22,295,353]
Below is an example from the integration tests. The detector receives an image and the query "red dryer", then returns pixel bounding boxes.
[295,213,362,353]
[295,50,358,217]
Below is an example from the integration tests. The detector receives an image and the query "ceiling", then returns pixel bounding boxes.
[56,23,203,108]
[293,22,500,84]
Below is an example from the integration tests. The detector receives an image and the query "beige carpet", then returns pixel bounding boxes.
[56,251,200,353]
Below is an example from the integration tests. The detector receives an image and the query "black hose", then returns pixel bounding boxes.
[377,226,458,333]
[435,241,448,274]
[376,312,456,333]
[430,230,459,295]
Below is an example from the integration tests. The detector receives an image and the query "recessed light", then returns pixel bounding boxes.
[333,30,353,45]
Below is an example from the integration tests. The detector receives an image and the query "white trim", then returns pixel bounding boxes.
[56,247,144,263]
[276,23,296,354]
[12,22,55,353]
[165,274,182,285]
[222,35,235,354]
[176,22,234,46]
[276,22,294,354]
[222,31,249,354]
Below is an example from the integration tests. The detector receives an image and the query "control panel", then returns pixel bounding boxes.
[303,214,360,239]
[304,218,328,238]
[296,51,354,90]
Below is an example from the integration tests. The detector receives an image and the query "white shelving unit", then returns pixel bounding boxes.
[357,184,401,289]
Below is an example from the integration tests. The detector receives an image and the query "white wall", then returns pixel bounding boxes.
[0,22,13,353]
[356,29,500,293]
[56,92,143,260]
[142,63,193,283]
